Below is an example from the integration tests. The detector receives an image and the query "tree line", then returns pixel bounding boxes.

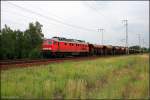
[0,21,44,60]
[129,45,149,53]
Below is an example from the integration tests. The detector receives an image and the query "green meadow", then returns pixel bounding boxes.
[1,54,149,99]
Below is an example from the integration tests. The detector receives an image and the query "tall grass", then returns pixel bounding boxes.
[1,54,149,99]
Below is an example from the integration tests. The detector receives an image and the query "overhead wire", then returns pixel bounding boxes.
[1,9,84,40]
[2,9,62,29]
[83,2,113,26]
[27,6,86,35]
[35,6,69,23]
[1,18,27,30]
[2,9,84,38]
[6,1,96,32]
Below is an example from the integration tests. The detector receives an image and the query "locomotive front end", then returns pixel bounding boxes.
[42,39,54,57]
[42,39,53,50]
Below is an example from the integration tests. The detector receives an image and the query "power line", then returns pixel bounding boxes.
[2,9,62,29]
[1,19,27,29]
[2,10,62,34]
[35,6,69,23]
[22,7,86,34]
[85,3,106,17]
[122,19,129,54]
[6,1,96,33]
[83,2,114,27]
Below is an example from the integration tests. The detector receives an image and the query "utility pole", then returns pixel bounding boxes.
[137,34,142,53]
[122,20,129,54]
[98,28,104,45]
[142,38,145,53]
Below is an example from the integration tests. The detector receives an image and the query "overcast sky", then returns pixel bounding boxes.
[1,1,149,47]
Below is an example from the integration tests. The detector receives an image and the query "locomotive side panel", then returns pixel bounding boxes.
[57,41,89,53]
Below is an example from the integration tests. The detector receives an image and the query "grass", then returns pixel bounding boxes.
[1,54,149,99]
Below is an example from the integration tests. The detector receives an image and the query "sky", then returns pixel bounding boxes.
[1,1,149,47]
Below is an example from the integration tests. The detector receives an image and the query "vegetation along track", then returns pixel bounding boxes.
[1,54,149,99]
[0,56,102,70]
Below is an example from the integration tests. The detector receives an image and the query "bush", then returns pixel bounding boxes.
[28,48,41,58]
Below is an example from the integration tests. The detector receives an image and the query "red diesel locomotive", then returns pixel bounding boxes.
[42,37,89,57]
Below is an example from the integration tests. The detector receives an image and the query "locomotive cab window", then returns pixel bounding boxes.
[48,41,52,44]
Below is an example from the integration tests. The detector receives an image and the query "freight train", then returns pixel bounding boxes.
[41,37,140,57]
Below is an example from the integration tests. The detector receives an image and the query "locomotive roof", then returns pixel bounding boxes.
[51,37,87,44]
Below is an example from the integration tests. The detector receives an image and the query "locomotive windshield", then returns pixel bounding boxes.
[48,41,52,44]
[43,39,53,45]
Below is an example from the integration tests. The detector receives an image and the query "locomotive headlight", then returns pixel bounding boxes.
[43,48,51,50]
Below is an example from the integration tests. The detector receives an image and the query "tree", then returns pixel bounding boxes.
[0,21,44,59]
[0,25,16,59]
[24,21,43,48]
[24,21,44,58]
[129,45,149,53]
[15,30,24,58]
[129,45,140,50]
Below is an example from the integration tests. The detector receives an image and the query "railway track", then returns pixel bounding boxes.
[0,56,99,70]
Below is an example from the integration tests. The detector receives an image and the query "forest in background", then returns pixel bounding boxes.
[0,21,44,59]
